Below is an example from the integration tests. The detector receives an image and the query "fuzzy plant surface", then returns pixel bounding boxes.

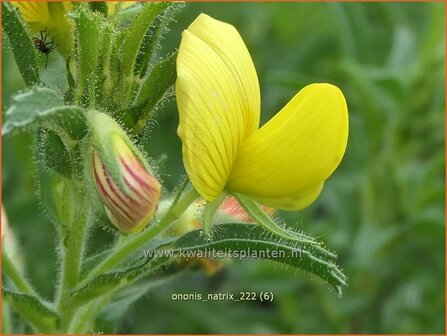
[1,2,352,334]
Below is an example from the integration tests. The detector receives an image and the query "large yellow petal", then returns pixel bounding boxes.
[176,14,260,201]
[227,83,349,210]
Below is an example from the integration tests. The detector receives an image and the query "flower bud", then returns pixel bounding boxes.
[89,111,161,234]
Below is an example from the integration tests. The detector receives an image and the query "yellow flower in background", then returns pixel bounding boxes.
[12,1,135,58]
[12,1,74,57]
[176,14,349,211]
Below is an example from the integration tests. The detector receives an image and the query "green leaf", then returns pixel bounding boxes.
[96,23,113,107]
[2,87,87,140]
[114,2,144,27]
[2,289,59,334]
[102,29,127,108]
[72,6,101,107]
[118,2,171,105]
[67,262,153,309]
[134,2,184,78]
[118,52,176,132]
[1,2,40,86]
[97,270,181,330]
[73,238,174,308]
[89,2,108,16]
[37,128,73,176]
[170,223,347,294]
[36,131,79,229]
[121,2,170,78]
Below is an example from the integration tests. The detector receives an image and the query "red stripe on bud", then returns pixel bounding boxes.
[91,143,161,235]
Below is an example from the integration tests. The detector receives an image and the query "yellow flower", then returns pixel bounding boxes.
[176,14,349,211]
[12,1,74,57]
[12,1,135,57]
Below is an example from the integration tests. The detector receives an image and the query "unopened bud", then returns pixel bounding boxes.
[89,111,161,234]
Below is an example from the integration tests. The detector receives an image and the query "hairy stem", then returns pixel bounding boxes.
[2,251,35,295]
[82,181,198,285]
[57,198,90,331]
[68,296,111,334]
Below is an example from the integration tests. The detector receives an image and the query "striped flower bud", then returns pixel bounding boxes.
[89,111,161,234]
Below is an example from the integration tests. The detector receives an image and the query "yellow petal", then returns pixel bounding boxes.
[12,1,50,30]
[12,1,74,57]
[227,83,349,210]
[176,14,260,201]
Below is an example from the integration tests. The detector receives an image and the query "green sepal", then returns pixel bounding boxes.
[203,193,227,237]
[2,289,59,334]
[1,2,40,86]
[86,111,155,196]
[234,193,322,246]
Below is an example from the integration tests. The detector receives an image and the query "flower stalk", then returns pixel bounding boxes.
[2,251,35,295]
[82,180,198,284]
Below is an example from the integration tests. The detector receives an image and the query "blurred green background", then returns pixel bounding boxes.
[2,2,445,334]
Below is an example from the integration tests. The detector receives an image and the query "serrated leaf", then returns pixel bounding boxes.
[73,238,174,308]
[2,87,87,139]
[170,223,347,294]
[117,52,176,132]
[67,261,153,309]
[1,2,40,86]
[2,289,59,333]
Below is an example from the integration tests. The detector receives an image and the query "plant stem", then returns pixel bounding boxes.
[57,202,90,331]
[2,251,35,295]
[82,182,199,284]
[2,300,13,334]
[68,296,111,334]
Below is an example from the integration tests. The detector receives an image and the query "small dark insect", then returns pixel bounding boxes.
[32,30,56,68]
